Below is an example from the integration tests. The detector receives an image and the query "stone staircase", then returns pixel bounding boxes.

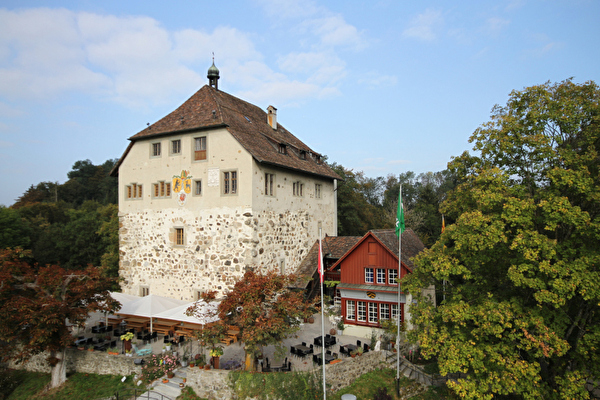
[135,367,188,400]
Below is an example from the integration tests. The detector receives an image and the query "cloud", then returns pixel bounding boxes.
[0,7,354,110]
[387,159,411,165]
[402,8,443,41]
[485,17,510,36]
[357,72,397,89]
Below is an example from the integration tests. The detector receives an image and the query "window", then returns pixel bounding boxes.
[140,286,149,297]
[315,183,322,199]
[388,269,398,285]
[368,303,378,323]
[377,268,386,284]
[152,181,171,199]
[194,180,202,196]
[380,303,390,320]
[280,259,285,274]
[391,304,399,323]
[299,150,306,160]
[194,136,207,161]
[357,301,366,322]
[171,139,181,155]
[293,181,303,197]
[126,183,143,200]
[265,173,274,196]
[279,144,286,154]
[151,142,161,157]
[365,267,374,283]
[194,290,203,301]
[175,228,184,246]
[223,171,237,195]
[346,300,355,320]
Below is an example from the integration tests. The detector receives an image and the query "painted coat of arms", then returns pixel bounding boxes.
[173,170,192,206]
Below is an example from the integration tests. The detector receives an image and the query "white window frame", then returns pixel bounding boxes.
[365,267,374,283]
[357,301,366,322]
[368,302,378,323]
[388,269,398,285]
[392,304,400,324]
[377,268,386,284]
[380,303,390,320]
[346,300,355,320]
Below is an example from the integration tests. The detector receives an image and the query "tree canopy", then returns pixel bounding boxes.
[404,79,600,399]
[188,270,314,370]
[0,248,118,388]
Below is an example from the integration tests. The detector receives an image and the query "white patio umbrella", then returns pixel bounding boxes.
[115,294,188,332]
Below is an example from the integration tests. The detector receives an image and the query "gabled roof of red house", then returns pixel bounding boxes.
[329,229,424,272]
[111,84,340,180]
[292,235,361,289]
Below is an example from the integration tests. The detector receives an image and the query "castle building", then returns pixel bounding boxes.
[111,63,340,300]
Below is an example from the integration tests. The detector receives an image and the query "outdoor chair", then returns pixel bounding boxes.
[363,344,369,353]
[302,341,307,347]
[290,346,296,356]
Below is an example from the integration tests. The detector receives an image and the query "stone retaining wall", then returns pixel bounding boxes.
[7,349,143,377]
[185,350,388,400]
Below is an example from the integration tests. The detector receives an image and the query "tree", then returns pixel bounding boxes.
[404,80,600,399]
[0,206,31,249]
[0,248,118,388]
[188,270,314,370]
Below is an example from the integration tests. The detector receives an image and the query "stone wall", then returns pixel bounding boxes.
[7,349,143,377]
[119,207,312,300]
[184,350,389,400]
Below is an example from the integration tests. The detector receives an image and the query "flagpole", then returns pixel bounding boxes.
[395,185,404,395]
[319,228,326,399]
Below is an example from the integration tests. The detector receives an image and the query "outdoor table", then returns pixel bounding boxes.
[340,344,357,355]
[314,353,336,365]
[314,336,336,347]
[295,344,311,356]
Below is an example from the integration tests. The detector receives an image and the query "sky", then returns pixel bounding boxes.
[0,0,598,207]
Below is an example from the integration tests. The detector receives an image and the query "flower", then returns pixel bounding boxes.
[120,332,135,341]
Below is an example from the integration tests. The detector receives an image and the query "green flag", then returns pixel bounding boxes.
[395,187,405,237]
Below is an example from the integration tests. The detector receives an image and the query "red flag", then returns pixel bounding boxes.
[318,238,324,283]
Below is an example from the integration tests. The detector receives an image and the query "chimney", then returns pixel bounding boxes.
[267,105,277,129]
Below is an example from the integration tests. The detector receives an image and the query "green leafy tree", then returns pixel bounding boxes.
[0,248,118,389]
[0,206,31,249]
[404,80,600,399]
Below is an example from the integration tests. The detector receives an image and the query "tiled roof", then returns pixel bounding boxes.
[370,229,424,271]
[115,85,339,180]
[292,235,360,289]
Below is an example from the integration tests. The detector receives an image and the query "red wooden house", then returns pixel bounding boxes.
[328,229,424,329]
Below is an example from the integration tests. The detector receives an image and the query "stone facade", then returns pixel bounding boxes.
[120,207,319,298]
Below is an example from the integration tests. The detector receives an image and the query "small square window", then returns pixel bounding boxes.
[265,173,274,196]
[315,183,322,199]
[152,142,161,157]
[388,269,398,285]
[194,180,202,196]
[194,137,207,161]
[365,267,374,283]
[377,268,386,284]
[223,171,237,195]
[293,181,303,197]
[152,181,171,199]
[299,150,306,160]
[140,287,149,297]
[279,144,286,154]
[126,183,143,200]
[175,228,184,246]
[171,139,181,155]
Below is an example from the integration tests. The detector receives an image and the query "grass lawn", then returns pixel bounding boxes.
[4,370,135,400]
[3,367,451,400]
[328,368,453,400]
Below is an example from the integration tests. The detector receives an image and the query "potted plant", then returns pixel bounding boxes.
[189,360,195,368]
[165,343,172,351]
[121,332,134,353]
[167,371,175,379]
[108,347,120,355]
[125,349,133,357]
[162,378,169,384]
[87,345,94,352]
[329,328,337,335]
[180,353,189,367]
[336,319,345,335]
[204,364,211,370]
[209,347,223,369]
